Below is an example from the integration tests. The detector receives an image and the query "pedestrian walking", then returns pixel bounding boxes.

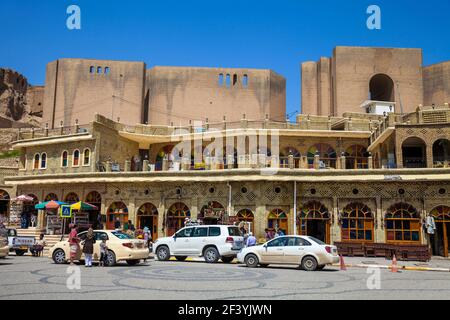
[143,226,152,251]
[246,232,257,247]
[68,224,80,265]
[82,228,96,267]
[99,235,108,267]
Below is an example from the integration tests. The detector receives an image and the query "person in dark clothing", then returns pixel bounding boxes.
[114,217,121,230]
[82,228,96,267]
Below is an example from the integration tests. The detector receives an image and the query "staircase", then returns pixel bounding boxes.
[16,228,66,257]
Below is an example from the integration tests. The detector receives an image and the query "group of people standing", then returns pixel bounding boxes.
[68,224,109,267]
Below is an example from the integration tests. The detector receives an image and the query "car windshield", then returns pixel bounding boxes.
[308,236,326,245]
[111,231,134,239]
[228,227,241,236]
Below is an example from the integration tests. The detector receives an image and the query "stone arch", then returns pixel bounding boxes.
[369,74,395,102]
[432,139,450,167]
[402,137,427,168]
[166,202,190,236]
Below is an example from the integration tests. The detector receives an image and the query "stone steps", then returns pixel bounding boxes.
[16,228,65,256]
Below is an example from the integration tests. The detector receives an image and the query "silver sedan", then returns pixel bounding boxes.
[237,235,339,271]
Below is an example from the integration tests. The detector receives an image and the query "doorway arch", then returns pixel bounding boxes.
[267,209,288,234]
[236,209,255,234]
[402,137,427,168]
[0,189,10,223]
[430,206,450,257]
[85,191,102,229]
[433,139,450,167]
[137,203,159,240]
[166,202,190,236]
[369,74,395,102]
[199,201,225,225]
[298,201,330,243]
[106,202,128,230]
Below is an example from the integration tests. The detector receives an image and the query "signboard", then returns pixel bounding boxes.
[60,205,72,218]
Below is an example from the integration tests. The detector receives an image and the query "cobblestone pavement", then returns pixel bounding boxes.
[1,256,450,300]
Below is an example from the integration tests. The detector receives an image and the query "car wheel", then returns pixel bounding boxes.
[301,256,318,271]
[156,246,170,261]
[52,249,66,264]
[175,256,187,261]
[105,250,116,266]
[221,256,234,263]
[244,254,259,268]
[204,247,220,263]
[126,259,140,266]
[15,249,26,256]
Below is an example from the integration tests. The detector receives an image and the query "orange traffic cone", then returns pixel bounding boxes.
[391,254,398,273]
[339,255,347,271]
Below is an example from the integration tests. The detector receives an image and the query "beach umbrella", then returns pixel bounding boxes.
[70,201,98,211]
[13,195,34,202]
[34,201,68,210]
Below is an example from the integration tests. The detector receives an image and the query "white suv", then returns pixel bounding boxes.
[154,225,244,263]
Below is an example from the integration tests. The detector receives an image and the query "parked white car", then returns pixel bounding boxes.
[237,235,339,271]
[49,230,149,266]
[154,225,244,263]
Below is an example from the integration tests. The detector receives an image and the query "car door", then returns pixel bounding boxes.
[283,237,312,264]
[260,237,288,264]
[172,227,195,255]
[192,227,209,255]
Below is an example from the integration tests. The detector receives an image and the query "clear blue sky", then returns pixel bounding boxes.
[2,0,450,116]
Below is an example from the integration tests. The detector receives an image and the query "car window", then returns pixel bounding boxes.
[111,231,132,239]
[286,237,299,246]
[295,237,312,246]
[308,236,326,245]
[193,227,208,237]
[176,227,194,238]
[227,227,241,236]
[209,227,221,237]
[267,237,288,247]
[95,232,109,241]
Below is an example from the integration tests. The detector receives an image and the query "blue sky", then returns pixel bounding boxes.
[2,0,450,116]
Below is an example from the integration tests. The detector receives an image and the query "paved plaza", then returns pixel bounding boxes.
[1,255,450,300]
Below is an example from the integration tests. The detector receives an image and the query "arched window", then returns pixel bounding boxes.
[225,74,231,88]
[64,192,79,204]
[233,74,238,86]
[104,67,110,75]
[73,150,80,166]
[83,148,91,166]
[385,203,420,243]
[61,151,68,167]
[97,67,102,74]
[345,145,369,169]
[44,193,58,201]
[307,144,337,169]
[85,191,102,204]
[218,74,224,86]
[237,209,254,233]
[89,66,95,73]
[341,203,374,242]
[33,154,40,169]
[267,209,288,234]
[40,153,47,169]
[242,74,248,88]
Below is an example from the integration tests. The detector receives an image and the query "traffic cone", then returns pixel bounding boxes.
[339,255,347,271]
[391,254,398,273]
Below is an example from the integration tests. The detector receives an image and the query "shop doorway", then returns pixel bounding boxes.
[166,202,190,236]
[298,201,331,243]
[137,203,158,241]
[267,209,288,235]
[85,191,102,229]
[106,202,128,230]
[431,206,450,257]
[199,201,225,225]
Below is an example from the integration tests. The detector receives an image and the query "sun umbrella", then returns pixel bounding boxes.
[13,195,34,202]
[70,201,98,211]
[34,201,68,210]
